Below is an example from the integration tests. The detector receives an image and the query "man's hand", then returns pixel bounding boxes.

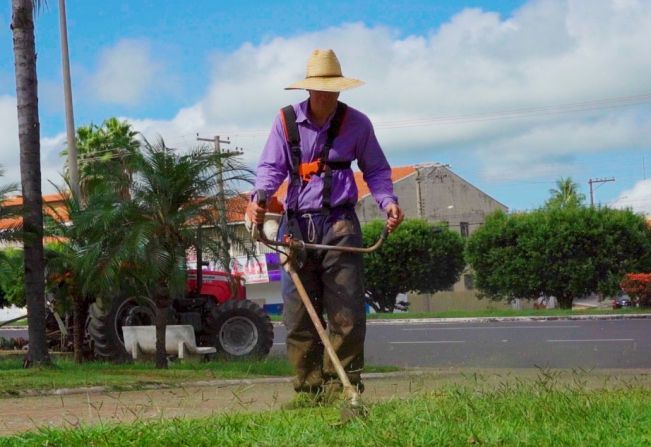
[245,200,266,225]
[385,203,404,233]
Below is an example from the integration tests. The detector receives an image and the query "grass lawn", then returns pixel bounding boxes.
[2,374,649,446]
[0,356,399,396]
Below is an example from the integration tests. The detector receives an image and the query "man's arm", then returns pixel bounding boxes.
[246,114,290,224]
[355,115,404,231]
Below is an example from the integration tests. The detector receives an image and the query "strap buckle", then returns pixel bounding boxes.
[297,159,324,183]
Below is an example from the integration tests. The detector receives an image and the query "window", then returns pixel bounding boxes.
[460,221,470,238]
[463,273,474,290]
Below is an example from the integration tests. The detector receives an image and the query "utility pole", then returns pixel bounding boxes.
[643,154,647,180]
[588,177,615,207]
[58,0,81,201]
[197,135,233,273]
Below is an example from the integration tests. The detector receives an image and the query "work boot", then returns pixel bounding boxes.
[281,392,321,410]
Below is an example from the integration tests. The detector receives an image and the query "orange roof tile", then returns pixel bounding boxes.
[0,193,70,231]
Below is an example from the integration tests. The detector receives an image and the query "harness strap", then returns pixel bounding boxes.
[297,160,352,183]
[279,101,349,215]
[321,102,348,212]
[280,105,302,215]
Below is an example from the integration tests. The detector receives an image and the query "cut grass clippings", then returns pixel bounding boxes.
[1,373,650,446]
[0,357,399,396]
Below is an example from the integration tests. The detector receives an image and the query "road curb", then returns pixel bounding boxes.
[1,370,425,399]
[270,313,651,327]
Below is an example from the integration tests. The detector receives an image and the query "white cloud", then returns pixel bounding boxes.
[0,96,20,183]
[0,95,66,193]
[88,39,163,106]
[116,0,651,185]
[611,179,651,215]
[5,0,651,199]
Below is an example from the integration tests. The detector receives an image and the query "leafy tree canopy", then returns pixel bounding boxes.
[465,208,651,309]
[0,248,25,308]
[620,273,651,307]
[0,167,22,308]
[362,219,465,312]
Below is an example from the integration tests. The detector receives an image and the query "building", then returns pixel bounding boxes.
[356,163,507,233]
[0,164,511,315]
[235,163,509,312]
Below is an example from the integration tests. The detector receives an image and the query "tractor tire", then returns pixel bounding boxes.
[205,299,274,359]
[87,295,156,363]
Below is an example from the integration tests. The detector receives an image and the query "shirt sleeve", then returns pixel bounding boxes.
[355,116,398,211]
[253,113,290,200]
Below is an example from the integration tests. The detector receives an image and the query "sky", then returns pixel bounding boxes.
[1,0,650,213]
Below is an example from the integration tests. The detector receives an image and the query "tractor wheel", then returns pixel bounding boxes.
[205,300,274,359]
[87,295,156,363]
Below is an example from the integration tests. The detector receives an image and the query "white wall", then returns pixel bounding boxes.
[245,281,282,305]
[0,306,26,321]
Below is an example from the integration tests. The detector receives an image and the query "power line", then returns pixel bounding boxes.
[374,93,651,129]
[213,92,651,136]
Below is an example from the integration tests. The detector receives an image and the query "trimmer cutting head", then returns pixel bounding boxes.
[339,390,369,423]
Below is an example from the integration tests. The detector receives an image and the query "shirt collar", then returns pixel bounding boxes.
[296,100,310,124]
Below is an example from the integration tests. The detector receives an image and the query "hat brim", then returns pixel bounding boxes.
[285,77,364,92]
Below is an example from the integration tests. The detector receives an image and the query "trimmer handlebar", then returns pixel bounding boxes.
[254,192,389,254]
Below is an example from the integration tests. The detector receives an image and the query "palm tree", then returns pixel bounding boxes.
[86,139,253,368]
[63,117,141,201]
[545,177,585,209]
[10,0,50,366]
[44,185,98,363]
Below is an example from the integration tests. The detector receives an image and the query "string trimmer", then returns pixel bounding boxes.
[250,195,389,421]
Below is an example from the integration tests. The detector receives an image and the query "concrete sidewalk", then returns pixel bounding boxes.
[0,371,422,436]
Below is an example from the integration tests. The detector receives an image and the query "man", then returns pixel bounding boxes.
[246,49,403,406]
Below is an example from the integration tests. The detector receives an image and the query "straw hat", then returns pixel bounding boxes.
[285,49,364,92]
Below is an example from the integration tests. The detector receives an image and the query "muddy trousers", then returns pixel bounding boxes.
[280,208,365,394]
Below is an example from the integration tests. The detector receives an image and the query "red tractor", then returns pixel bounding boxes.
[86,268,274,362]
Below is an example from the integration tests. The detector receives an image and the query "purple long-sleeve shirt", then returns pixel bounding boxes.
[254,99,397,212]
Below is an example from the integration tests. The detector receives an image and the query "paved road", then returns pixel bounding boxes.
[273,318,651,369]
[0,328,26,340]
[5,319,649,369]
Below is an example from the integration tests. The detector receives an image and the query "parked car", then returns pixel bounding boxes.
[612,294,634,309]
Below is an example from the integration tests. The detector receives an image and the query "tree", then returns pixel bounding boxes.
[466,208,651,309]
[43,186,100,363]
[63,117,140,200]
[85,139,253,368]
[362,219,465,313]
[0,170,24,310]
[10,0,50,366]
[0,249,25,309]
[620,273,651,307]
[545,177,585,209]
